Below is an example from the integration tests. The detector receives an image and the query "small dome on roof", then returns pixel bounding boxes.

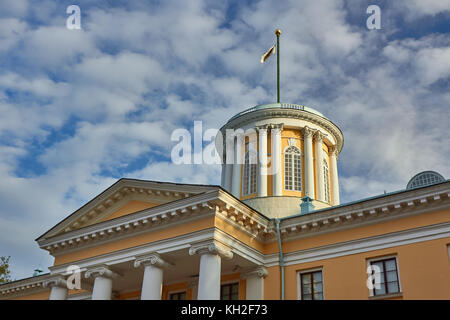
[406,171,445,190]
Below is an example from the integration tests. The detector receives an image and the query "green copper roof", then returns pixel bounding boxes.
[228,103,326,122]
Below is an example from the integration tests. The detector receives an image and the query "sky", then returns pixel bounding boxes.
[0,0,449,281]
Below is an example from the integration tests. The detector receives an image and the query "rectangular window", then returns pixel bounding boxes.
[169,291,186,300]
[299,270,323,300]
[369,257,400,296]
[220,283,239,300]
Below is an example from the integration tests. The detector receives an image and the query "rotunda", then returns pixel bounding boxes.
[217,103,344,218]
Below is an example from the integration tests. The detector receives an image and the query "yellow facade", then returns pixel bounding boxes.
[4,188,448,300]
[1,104,448,301]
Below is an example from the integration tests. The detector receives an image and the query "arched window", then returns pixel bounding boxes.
[243,150,257,195]
[323,159,330,203]
[284,146,302,191]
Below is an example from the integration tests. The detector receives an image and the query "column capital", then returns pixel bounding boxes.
[302,126,314,138]
[313,130,327,142]
[43,276,67,289]
[85,265,122,280]
[255,125,269,134]
[189,240,233,260]
[329,145,339,157]
[270,123,284,132]
[242,266,268,279]
[134,253,171,269]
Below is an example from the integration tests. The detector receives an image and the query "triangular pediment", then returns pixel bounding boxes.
[37,179,216,241]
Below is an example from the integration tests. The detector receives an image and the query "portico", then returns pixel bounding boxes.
[28,180,271,300]
[45,235,267,300]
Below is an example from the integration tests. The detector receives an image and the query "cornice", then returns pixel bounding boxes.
[275,184,450,242]
[220,108,344,153]
[43,276,67,289]
[0,273,51,299]
[38,179,214,240]
[277,221,450,267]
[39,188,273,257]
[38,190,221,254]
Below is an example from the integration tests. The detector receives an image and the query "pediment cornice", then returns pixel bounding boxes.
[36,179,215,240]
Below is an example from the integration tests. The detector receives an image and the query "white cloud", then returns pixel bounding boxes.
[401,0,450,16]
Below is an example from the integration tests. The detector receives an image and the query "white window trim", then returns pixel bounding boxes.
[283,145,303,192]
[366,255,402,297]
[297,267,324,300]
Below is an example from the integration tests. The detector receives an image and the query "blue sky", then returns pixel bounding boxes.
[0,0,449,280]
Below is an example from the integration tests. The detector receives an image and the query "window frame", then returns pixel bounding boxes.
[242,146,258,196]
[168,289,187,300]
[283,145,303,192]
[220,281,240,300]
[366,255,402,298]
[297,267,324,300]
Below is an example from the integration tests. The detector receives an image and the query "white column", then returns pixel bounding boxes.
[189,241,233,300]
[44,276,68,300]
[303,126,315,199]
[314,131,326,202]
[224,134,234,192]
[85,265,120,300]
[231,134,244,198]
[223,164,233,192]
[221,164,225,187]
[257,126,268,197]
[134,253,170,300]
[271,124,283,196]
[244,266,268,300]
[329,146,340,205]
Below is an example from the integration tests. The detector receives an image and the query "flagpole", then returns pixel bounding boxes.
[275,29,282,103]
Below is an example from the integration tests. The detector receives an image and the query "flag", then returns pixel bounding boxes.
[260,45,276,63]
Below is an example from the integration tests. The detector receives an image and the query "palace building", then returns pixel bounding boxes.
[1,103,449,300]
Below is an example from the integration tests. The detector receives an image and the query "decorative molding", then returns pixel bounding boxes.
[43,276,67,289]
[255,125,269,134]
[274,184,450,242]
[242,266,268,279]
[220,107,343,153]
[37,179,213,240]
[270,123,284,132]
[302,126,314,138]
[275,221,450,268]
[84,265,122,279]
[189,240,233,259]
[0,273,52,298]
[39,191,221,255]
[287,138,297,147]
[313,130,327,142]
[134,253,171,269]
